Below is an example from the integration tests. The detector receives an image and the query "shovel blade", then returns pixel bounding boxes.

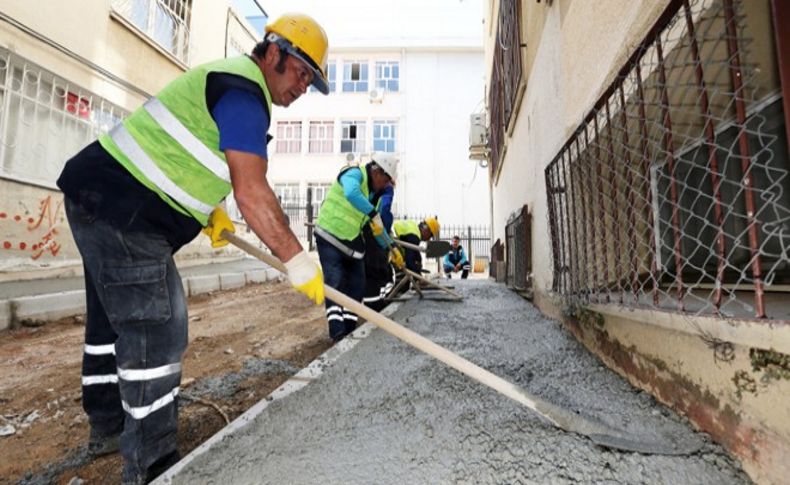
[425,240,452,258]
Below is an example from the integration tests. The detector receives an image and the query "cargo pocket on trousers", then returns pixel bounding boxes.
[100,261,171,325]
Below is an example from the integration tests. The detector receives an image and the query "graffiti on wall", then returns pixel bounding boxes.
[1,195,64,260]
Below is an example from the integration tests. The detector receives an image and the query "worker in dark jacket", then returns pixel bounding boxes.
[315,153,404,341]
[56,14,328,485]
[444,235,471,279]
[362,183,395,311]
[392,217,440,273]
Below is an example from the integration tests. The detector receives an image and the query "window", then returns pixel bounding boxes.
[308,121,334,154]
[273,183,300,205]
[275,121,302,154]
[340,121,366,153]
[375,61,399,92]
[110,0,191,64]
[342,60,368,92]
[0,49,127,186]
[307,182,331,205]
[373,120,398,153]
[311,61,336,93]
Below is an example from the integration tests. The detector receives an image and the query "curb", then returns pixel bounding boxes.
[0,269,284,331]
[153,303,400,485]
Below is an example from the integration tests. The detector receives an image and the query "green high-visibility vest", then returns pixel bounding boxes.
[99,56,273,226]
[393,220,420,238]
[317,164,370,240]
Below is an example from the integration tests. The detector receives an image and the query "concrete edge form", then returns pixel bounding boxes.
[153,304,400,485]
[0,300,10,331]
[13,290,86,325]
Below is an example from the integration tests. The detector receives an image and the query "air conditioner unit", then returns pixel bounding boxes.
[369,89,385,103]
[469,112,487,147]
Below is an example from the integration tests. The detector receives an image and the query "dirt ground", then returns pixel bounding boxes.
[0,281,331,484]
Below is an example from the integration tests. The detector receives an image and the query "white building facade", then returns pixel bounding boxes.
[264,0,488,227]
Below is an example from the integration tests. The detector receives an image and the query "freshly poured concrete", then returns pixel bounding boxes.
[163,280,749,484]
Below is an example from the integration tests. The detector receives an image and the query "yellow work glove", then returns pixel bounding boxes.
[284,251,325,305]
[202,207,235,248]
[369,212,385,236]
[389,247,405,270]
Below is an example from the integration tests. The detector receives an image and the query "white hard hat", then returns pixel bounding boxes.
[371,152,399,183]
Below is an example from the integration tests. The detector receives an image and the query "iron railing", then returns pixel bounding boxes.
[545,0,789,319]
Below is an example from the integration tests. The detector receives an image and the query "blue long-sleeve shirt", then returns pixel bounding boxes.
[377,185,394,232]
[339,168,375,215]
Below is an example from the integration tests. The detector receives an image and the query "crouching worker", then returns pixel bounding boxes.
[443,235,471,279]
[315,153,402,341]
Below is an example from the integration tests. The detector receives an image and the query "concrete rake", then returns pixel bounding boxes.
[224,232,702,455]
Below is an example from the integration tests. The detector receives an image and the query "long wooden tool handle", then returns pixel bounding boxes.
[393,239,424,253]
[223,231,559,426]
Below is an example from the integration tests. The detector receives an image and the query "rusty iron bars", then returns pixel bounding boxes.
[544,0,790,319]
[505,205,532,293]
[487,0,524,180]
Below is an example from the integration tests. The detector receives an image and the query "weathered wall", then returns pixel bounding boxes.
[0,1,258,278]
[486,0,789,482]
[538,291,790,485]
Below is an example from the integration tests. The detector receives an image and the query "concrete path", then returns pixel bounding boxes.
[159,279,749,484]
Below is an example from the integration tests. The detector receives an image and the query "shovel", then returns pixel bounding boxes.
[394,239,451,258]
[223,231,701,455]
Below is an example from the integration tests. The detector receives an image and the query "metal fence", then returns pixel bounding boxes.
[396,214,491,267]
[544,0,789,319]
[505,205,532,293]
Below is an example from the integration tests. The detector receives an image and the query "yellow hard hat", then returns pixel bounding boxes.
[424,217,440,239]
[266,13,330,94]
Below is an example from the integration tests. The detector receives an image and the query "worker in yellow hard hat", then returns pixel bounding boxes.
[56,12,329,484]
[392,216,440,273]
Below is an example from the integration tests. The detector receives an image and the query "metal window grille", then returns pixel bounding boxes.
[0,48,128,187]
[505,205,532,293]
[111,0,192,64]
[275,121,302,154]
[544,0,789,319]
[340,121,366,153]
[487,0,523,180]
[308,121,334,154]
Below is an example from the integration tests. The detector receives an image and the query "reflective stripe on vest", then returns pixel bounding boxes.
[100,56,272,225]
[143,98,230,183]
[109,123,215,216]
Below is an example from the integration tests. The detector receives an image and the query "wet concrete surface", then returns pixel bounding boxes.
[165,279,750,484]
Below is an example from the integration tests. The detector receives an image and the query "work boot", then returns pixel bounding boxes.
[88,428,121,457]
[121,451,181,485]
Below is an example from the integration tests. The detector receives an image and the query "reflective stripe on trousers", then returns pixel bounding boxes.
[66,196,188,472]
